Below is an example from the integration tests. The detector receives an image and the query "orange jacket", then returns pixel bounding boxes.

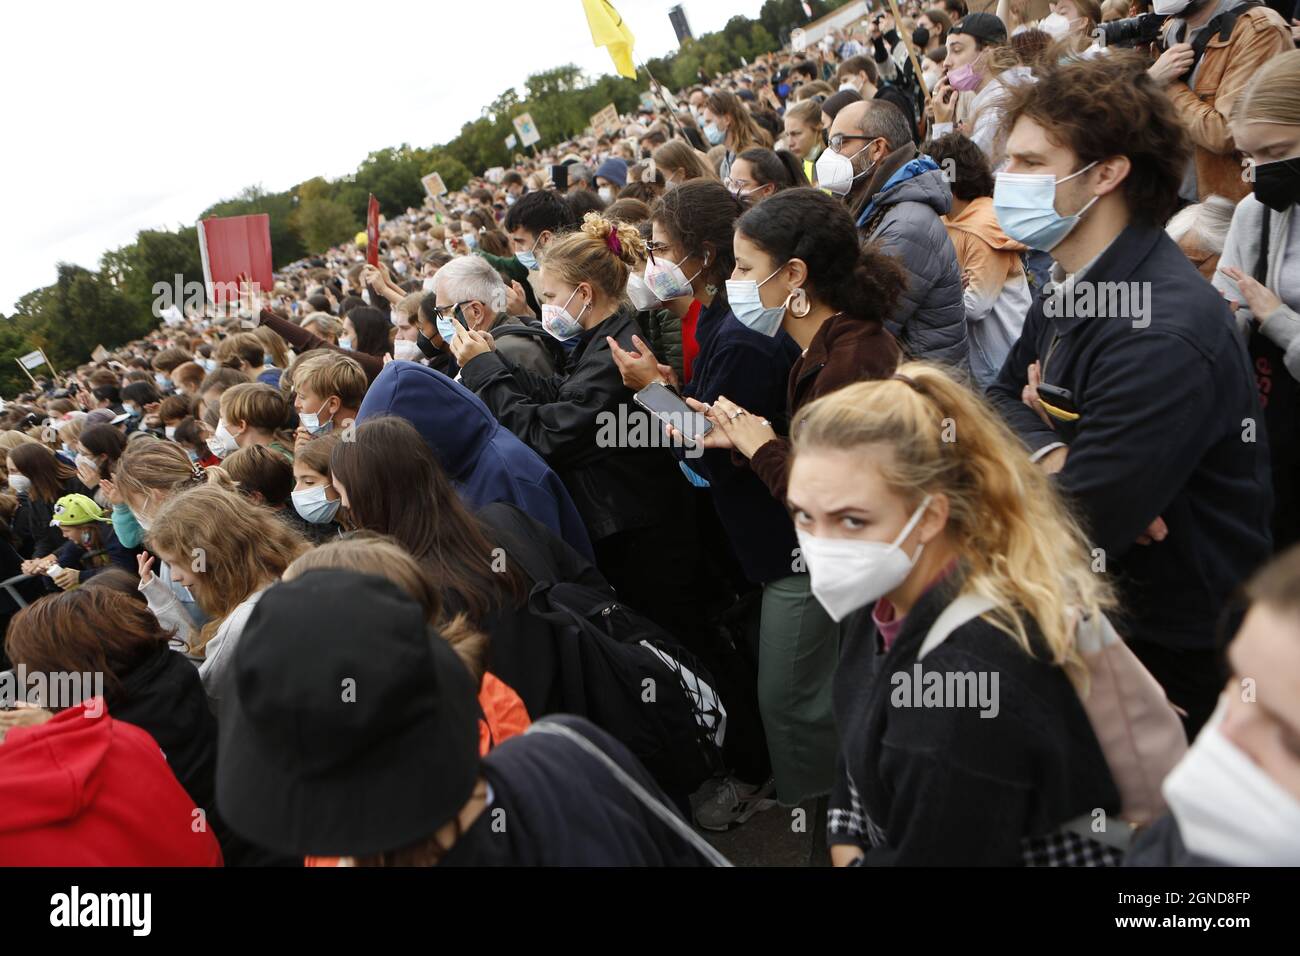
[1164,6,1294,202]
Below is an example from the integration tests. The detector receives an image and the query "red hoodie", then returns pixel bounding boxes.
[0,700,223,866]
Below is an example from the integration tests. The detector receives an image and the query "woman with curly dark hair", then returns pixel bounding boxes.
[670,186,906,826]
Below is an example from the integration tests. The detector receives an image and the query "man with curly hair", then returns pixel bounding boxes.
[986,53,1272,738]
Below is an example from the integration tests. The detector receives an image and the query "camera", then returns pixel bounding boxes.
[1096,12,1168,48]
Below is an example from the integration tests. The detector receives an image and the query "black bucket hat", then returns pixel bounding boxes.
[216,569,480,857]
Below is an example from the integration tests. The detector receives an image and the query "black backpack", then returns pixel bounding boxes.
[516,572,726,802]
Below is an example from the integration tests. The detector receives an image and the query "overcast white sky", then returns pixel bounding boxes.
[0,0,768,314]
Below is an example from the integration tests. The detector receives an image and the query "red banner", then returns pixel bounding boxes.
[197,214,273,305]
[366,195,380,267]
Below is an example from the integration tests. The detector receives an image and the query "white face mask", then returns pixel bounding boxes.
[815,140,874,197]
[1163,697,1300,866]
[626,273,664,311]
[598,186,616,204]
[392,339,421,361]
[1152,0,1193,13]
[422,277,437,293]
[1039,12,1072,38]
[207,421,239,460]
[164,426,177,440]
[8,474,31,494]
[797,494,932,622]
[360,289,372,305]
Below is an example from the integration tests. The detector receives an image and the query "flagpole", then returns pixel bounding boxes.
[638,61,689,144]
[15,359,37,389]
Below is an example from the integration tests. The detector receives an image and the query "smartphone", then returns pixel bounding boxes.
[634,382,713,442]
[550,163,569,191]
[1035,382,1079,419]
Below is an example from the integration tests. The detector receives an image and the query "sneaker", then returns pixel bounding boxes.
[693,776,776,832]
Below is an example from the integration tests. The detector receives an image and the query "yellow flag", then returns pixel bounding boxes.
[583,0,637,80]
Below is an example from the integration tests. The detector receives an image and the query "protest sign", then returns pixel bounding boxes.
[366,195,380,267]
[590,103,620,134]
[513,113,541,147]
[421,172,448,198]
[197,214,273,306]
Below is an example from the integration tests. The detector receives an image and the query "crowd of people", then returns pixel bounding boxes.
[1,0,1299,867]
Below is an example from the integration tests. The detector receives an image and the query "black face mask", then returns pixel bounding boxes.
[416,330,440,360]
[912,26,931,48]
[1253,157,1300,213]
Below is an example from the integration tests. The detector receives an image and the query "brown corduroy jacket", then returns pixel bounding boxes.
[1164,6,1294,202]
[748,313,901,501]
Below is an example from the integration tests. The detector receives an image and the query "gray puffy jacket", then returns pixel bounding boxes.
[859,165,968,369]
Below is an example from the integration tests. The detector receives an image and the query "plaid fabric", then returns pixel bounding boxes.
[1022,828,1125,867]
[826,772,887,847]
[827,774,865,842]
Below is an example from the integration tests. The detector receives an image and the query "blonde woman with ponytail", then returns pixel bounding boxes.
[789,363,1120,866]
[454,212,714,654]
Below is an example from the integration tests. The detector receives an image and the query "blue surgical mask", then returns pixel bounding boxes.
[436,315,457,343]
[516,237,541,271]
[299,406,335,435]
[992,162,1100,252]
[154,372,169,388]
[338,336,353,351]
[292,484,341,525]
[725,265,789,336]
[704,122,725,146]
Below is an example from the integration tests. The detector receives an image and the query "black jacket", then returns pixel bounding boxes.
[438,715,715,866]
[987,224,1272,650]
[828,578,1119,865]
[13,476,92,559]
[460,309,693,542]
[111,645,217,815]
[460,502,610,718]
[681,300,801,584]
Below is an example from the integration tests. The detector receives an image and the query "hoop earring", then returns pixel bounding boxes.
[787,288,810,318]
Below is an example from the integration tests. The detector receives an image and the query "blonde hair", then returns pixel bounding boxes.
[0,706,54,744]
[652,140,719,183]
[791,362,1112,687]
[114,437,207,507]
[291,353,368,410]
[249,325,292,369]
[284,533,487,682]
[148,485,309,655]
[214,332,265,371]
[538,213,645,300]
[0,430,41,462]
[219,382,292,441]
[1232,49,1300,127]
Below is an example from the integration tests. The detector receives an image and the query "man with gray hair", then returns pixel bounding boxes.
[822,98,967,368]
[431,255,558,379]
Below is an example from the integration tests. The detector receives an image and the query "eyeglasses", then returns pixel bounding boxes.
[828,133,873,153]
[431,300,471,321]
[723,177,754,191]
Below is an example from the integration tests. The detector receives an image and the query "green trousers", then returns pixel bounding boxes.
[758,572,840,805]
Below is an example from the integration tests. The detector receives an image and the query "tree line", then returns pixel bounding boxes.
[0,0,853,397]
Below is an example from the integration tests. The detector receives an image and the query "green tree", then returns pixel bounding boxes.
[294,197,360,253]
